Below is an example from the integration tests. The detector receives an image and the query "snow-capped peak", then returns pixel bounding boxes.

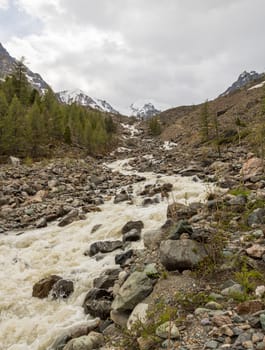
[130,101,161,119]
[56,89,120,114]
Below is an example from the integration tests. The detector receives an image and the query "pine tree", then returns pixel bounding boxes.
[26,101,45,157]
[0,90,8,144]
[2,96,26,154]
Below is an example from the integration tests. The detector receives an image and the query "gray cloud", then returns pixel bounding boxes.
[2,0,265,113]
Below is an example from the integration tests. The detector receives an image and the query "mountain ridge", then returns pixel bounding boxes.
[0,42,50,93]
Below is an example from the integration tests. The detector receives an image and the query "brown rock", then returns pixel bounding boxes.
[237,300,265,315]
[212,315,232,327]
[241,157,263,180]
[32,275,62,298]
[246,244,265,258]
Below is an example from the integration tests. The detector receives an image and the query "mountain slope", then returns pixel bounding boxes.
[56,89,120,114]
[220,70,263,97]
[0,43,50,93]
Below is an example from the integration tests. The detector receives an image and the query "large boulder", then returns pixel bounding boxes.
[32,275,62,298]
[121,220,144,243]
[115,249,134,266]
[160,239,208,271]
[167,203,197,221]
[122,220,144,234]
[247,208,265,227]
[241,157,263,181]
[63,331,104,350]
[58,209,80,227]
[51,279,74,299]
[93,268,121,289]
[86,240,123,257]
[111,271,153,312]
[83,288,113,320]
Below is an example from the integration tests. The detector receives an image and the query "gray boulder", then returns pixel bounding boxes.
[83,288,113,320]
[62,331,104,350]
[86,240,123,257]
[160,239,208,271]
[93,268,121,289]
[111,271,153,312]
[247,208,265,227]
[121,220,144,234]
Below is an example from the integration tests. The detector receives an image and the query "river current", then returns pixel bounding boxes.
[0,157,211,350]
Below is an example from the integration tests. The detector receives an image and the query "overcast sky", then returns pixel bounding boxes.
[1,0,265,114]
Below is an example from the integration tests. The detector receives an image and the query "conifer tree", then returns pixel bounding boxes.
[2,96,26,154]
[27,101,45,156]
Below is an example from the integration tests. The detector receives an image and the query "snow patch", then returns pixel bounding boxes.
[248,80,265,90]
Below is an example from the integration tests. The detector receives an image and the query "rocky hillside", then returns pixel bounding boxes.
[0,43,50,93]
[158,73,265,155]
[220,71,263,97]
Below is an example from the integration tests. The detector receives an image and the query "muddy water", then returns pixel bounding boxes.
[0,158,211,350]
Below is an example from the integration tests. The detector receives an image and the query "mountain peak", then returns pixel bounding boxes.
[130,101,161,119]
[220,70,262,97]
[0,43,50,93]
[56,89,120,114]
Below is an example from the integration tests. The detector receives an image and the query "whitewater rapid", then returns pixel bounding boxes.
[0,158,212,350]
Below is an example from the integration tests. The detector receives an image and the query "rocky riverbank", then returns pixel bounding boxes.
[1,125,265,350]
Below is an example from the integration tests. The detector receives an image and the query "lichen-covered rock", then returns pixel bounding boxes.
[63,331,104,350]
[160,239,208,271]
[111,271,153,312]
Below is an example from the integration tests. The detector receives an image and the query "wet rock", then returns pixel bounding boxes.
[51,279,74,299]
[91,224,102,234]
[93,268,121,289]
[51,319,101,350]
[63,331,104,350]
[155,321,180,339]
[58,209,80,227]
[167,202,197,221]
[87,240,123,257]
[36,217,47,228]
[121,220,144,234]
[32,275,62,298]
[111,271,153,312]
[115,249,134,266]
[114,190,129,203]
[83,288,113,320]
[123,228,141,242]
[160,239,208,271]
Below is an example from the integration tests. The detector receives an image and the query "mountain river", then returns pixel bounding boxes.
[0,157,213,349]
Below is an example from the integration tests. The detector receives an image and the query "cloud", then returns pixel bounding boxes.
[0,0,9,10]
[3,0,265,113]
